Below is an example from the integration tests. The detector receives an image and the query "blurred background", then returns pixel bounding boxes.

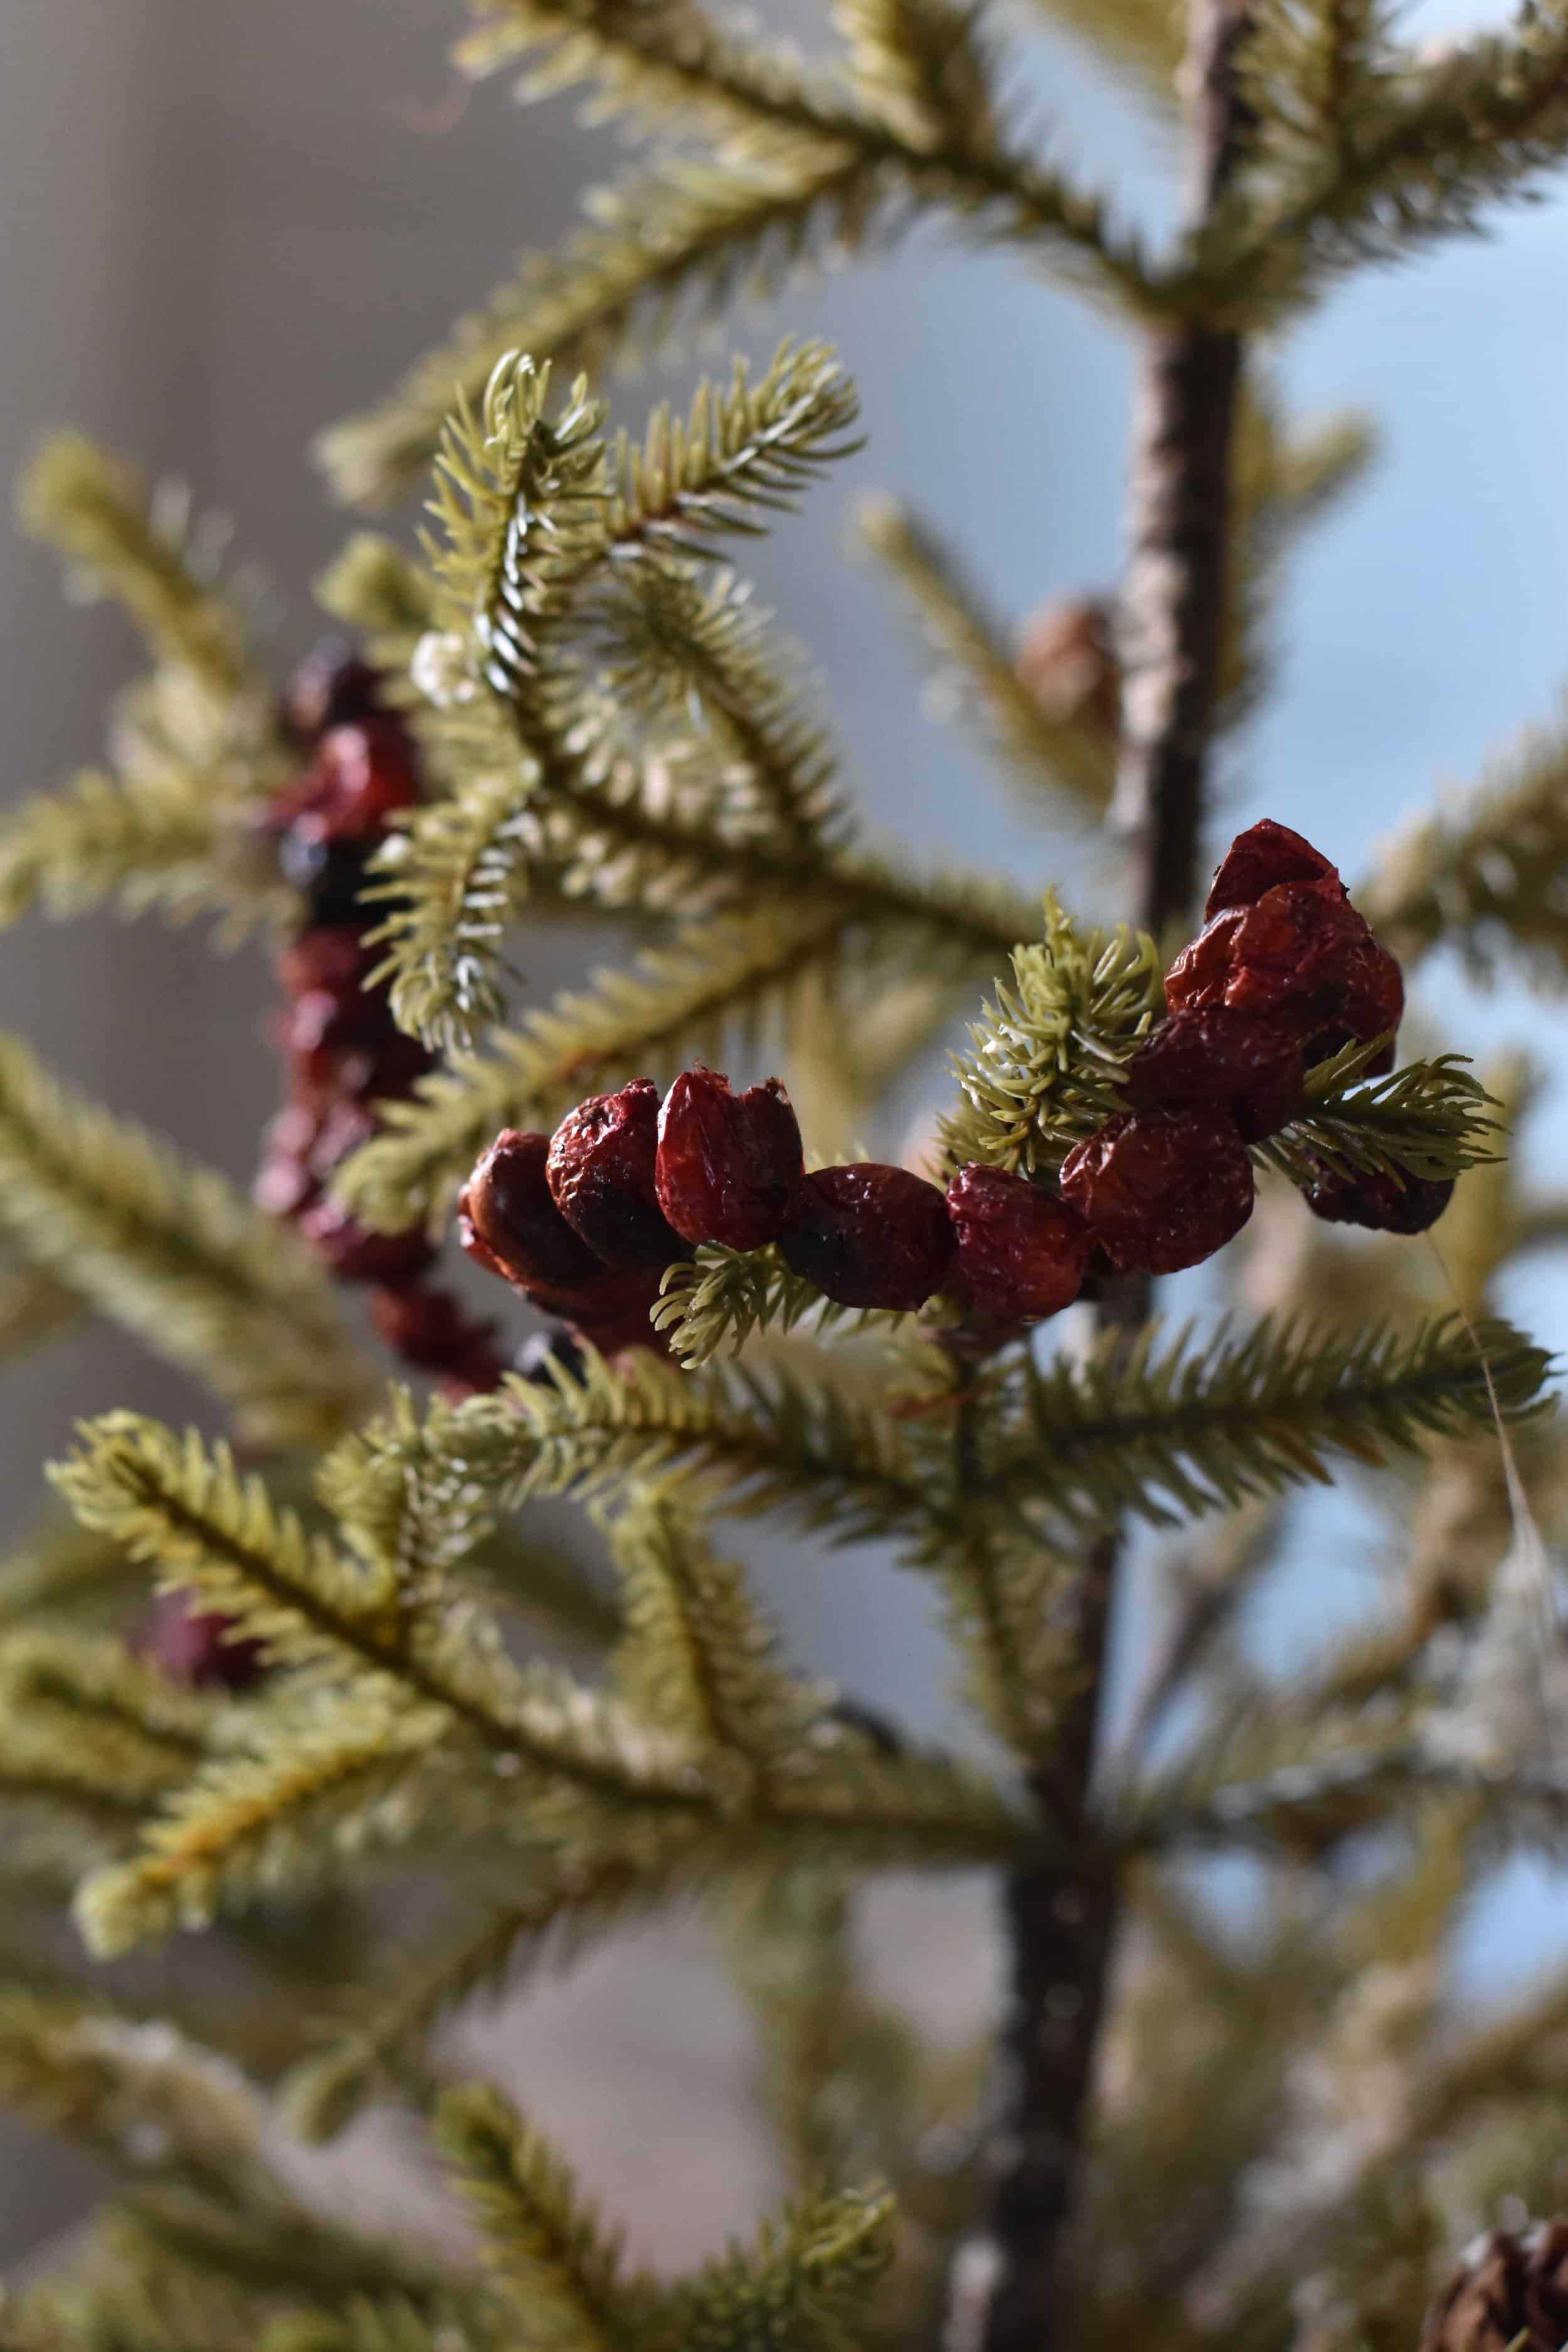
[4,0,1568,2275]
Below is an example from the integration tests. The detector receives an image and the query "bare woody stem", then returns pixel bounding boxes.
[946,8,1253,2350]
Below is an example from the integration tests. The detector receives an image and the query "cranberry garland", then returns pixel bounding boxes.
[455,820,1453,1357]
[254,641,507,1402]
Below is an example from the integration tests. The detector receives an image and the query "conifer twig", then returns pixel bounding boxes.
[951,10,1254,2348]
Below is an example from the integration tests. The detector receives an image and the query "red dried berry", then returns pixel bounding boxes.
[1204,818,1338,919]
[277,924,378,1004]
[547,1081,688,1271]
[461,1130,607,1292]
[1167,880,1376,1049]
[142,1594,266,1693]
[284,640,382,744]
[297,1197,436,1286]
[521,1261,670,1358]
[1303,1163,1454,1234]
[1306,934,1405,1073]
[778,1164,955,1311]
[253,1150,317,1221]
[1059,1109,1255,1275]
[368,1283,506,1389]
[945,1163,1093,1323]
[655,1069,805,1249]
[306,1098,381,1184]
[290,718,420,847]
[1127,1005,1305,1143]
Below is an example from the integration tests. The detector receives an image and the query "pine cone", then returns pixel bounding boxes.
[1418,2220,1568,2352]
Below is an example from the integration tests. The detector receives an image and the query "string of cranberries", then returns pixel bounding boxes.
[458,820,1450,1357]
[252,640,508,1402]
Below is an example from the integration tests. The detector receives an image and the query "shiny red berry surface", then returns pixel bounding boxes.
[1059,1109,1255,1275]
[284,640,382,744]
[655,1069,804,1249]
[1306,935,1404,1072]
[1204,818,1338,919]
[547,1080,688,1271]
[297,1197,435,1286]
[945,1163,1093,1323]
[1126,1005,1305,1143]
[778,1164,955,1311]
[461,1130,606,1292]
[289,718,420,846]
[1303,1163,1454,1234]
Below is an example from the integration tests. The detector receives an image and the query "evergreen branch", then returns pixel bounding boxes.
[0,1629,215,1800]
[1262,1046,1503,1187]
[1136,1746,1568,1859]
[0,1510,141,1632]
[315,533,439,641]
[0,761,285,941]
[993,1312,1552,1541]
[435,2084,631,2349]
[319,152,896,511]
[944,1386,1072,1762]
[605,340,863,556]
[1222,384,1377,728]
[608,1496,817,1769]
[941,892,1163,1175]
[283,1861,659,2141]
[833,0,1001,152]
[323,1351,946,1565]
[645,2184,899,2352]
[0,1035,368,1446]
[652,1244,905,1368]
[1359,709,1568,980]
[17,432,252,692]
[1020,0,1182,88]
[48,1417,712,1814]
[0,1988,275,2200]
[457,0,1150,295]
[340,867,1025,1230]
[0,1256,80,1360]
[1186,1,1568,319]
[75,1691,459,1958]
[856,494,1116,817]
[597,561,847,853]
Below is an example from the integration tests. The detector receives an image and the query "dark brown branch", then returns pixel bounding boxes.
[946,9,1254,2349]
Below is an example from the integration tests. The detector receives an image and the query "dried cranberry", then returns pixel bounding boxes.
[655,1069,805,1249]
[289,719,420,847]
[278,834,371,924]
[368,1283,506,1390]
[141,1594,266,1693]
[945,1163,1092,1323]
[778,1164,955,1311]
[277,924,378,1004]
[1127,1005,1305,1143]
[1303,1163,1454,1234]
[1059,1109,1255,1275]
[253,1150,317,1221]
[1164,907,1246,1019]
[284,640,383,744]
[462,1130,606,1292]
[1204,818,1338,919]
[522,1261,669,1357]
[547,1081,688,1271]
[297,1197,435,1286]
[1306,935,1404,1073]
[306,1098,381,1183]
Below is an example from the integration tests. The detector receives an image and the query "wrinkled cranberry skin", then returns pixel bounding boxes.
[945,1164,1091,1323]
[1306,935,1405,1073]
[778,1164,955,1311]
[142,1594,266,1693]
[1059,1110,1255,1275]
[285,640,382,745]
[1127,1006,1305,1143]
[547,1081,688,1271]
[1204,818,1338,919]
[277,924,378,1004]
[1167,881,1374,1047]
[462,1131,605,1291]
[655,1069,805,1249]
[1304,1163,1454,1234]
[291,719,420,846]
[368,1283,504,1387]
[522,1261,670,1357]
[297,1197,435,1286]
